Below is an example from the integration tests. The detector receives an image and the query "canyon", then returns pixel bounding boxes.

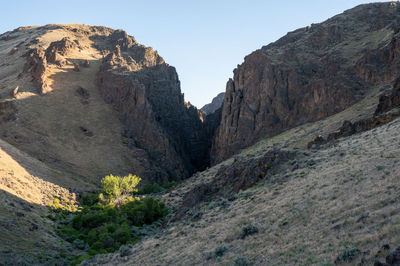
[0,2,400,265]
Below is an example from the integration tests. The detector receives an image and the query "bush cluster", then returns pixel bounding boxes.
[57,196,168,257]
[52,174,168,264]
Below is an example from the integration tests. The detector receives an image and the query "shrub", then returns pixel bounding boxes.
[234,256,251,266]
[80,193,99,206]
[119,244,133,257]
[213,245,228,258]
[338,247,359,262]
[239,225,259,239]
[139,182,165,194]
[138,181,179,194]
[70,254,91,265]
[72,239,85,250]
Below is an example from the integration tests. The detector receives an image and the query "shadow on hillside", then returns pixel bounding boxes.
[0,189,67,264]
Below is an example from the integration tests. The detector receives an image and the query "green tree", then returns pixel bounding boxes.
[101,174,121,199]
[120,174,141,195]
[101,174,141,202]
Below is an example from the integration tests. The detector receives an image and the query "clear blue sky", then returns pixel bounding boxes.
[1,0,388,108]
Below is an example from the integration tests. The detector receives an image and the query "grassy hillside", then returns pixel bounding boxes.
[89,113,400,265]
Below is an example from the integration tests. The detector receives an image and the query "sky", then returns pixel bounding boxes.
[0,0,389,108]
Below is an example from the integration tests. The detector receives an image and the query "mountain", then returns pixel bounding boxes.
[211,2,400,163]
[0,24,209,186]
[200,92,225,115]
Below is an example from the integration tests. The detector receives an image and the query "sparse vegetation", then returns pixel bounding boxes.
[337,247,359,262]
[234,256,251,266]
[213,245,228,258]
[239,225,259,239]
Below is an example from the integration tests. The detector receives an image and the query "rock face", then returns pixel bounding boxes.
[375,77,400,114]
[307,78,400,149]
[45,37,77,63]
[212,2,400,163]
[97,34,209,180]
[200,92,225,115]
[24,47,51,94]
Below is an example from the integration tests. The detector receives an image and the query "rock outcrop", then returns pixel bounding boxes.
[212,2,400,163]
[97,34,209,180]
[45,37,77,63]
[177,148,295,219]
[200,92,225,115]
[24,47,51,94]
[375,77,400,114]
[307,77,400,148]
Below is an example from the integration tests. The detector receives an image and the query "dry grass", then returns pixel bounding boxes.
[91,117,400,265]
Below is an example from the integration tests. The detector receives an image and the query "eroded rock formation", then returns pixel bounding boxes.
[97,34,209,180]
[212,2,400,163]
[45,37,77,63]
[24,47,51,94]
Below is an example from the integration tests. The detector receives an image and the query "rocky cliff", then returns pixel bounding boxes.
[201,92,225,115]
[96,34,210,180]
[0,24,208,186]
[212,2,400,163]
